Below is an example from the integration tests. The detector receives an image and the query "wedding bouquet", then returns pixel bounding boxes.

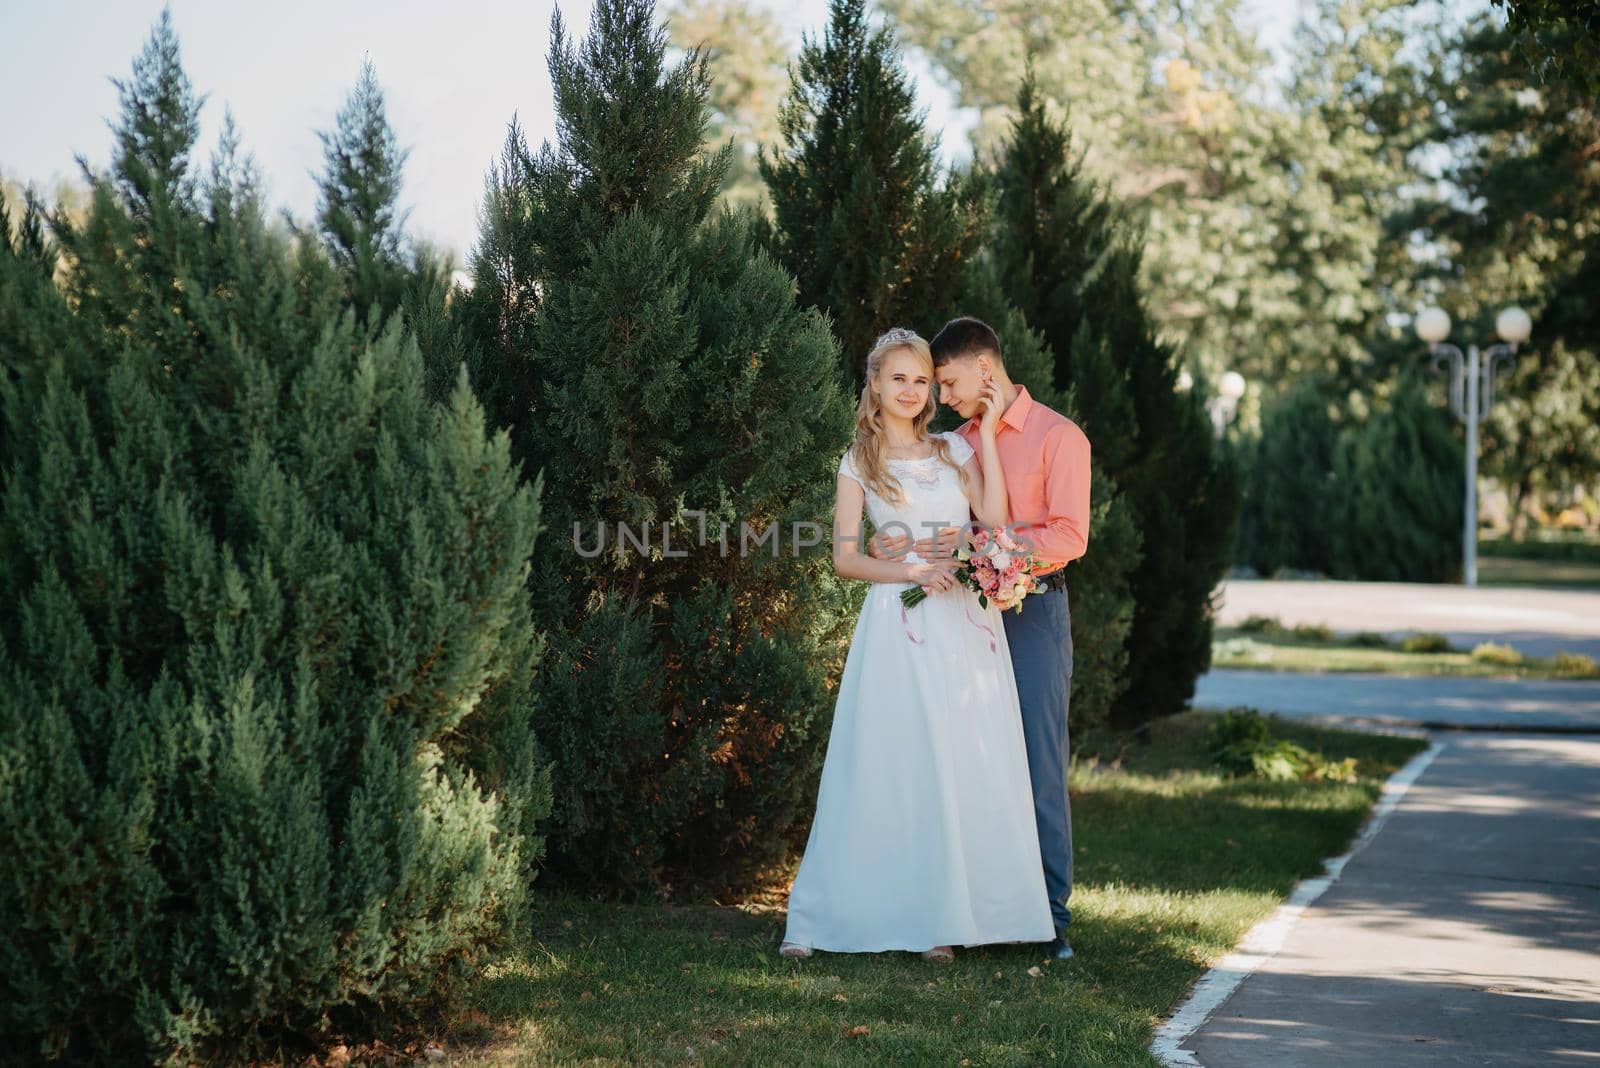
[900,525,1048,613]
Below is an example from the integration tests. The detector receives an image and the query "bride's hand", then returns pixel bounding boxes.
[977,379,1003,437]
[906,559,959,594]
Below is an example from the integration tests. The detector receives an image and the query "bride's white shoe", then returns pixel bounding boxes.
[921,945,955,964]
[779,941,813,958]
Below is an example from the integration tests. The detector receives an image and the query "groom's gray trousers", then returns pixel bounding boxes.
[1001,582,1073,932]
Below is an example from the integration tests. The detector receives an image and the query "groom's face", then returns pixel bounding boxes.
[936,354,992,421]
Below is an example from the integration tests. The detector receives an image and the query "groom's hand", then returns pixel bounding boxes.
[913,526,962,558]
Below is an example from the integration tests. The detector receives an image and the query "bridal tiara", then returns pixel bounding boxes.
[874,326,923,348]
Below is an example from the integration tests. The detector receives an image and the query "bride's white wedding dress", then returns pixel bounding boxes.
[782,431,1055,952]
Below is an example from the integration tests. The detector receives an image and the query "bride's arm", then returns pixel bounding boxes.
[833,474,943,584]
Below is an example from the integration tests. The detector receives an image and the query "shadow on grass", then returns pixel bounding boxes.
[456,715,1427,1065]
[470,896,1225,1066]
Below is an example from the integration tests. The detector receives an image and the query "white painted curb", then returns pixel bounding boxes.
[1148,738,1446,1067]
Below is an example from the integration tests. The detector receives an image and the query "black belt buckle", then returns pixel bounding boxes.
[1038,569,1067,593]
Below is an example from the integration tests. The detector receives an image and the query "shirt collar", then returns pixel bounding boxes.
[1002,384,1034,432]
[966,384,1033,435]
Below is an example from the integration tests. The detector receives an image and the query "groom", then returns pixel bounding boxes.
[870,316,1091,961]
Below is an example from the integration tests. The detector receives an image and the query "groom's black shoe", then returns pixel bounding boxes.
[1046,928,1075,961]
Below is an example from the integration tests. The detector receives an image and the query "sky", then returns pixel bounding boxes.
[1,1,1300,262]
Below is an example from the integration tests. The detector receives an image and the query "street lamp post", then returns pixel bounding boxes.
[1414,305,1533,587]
[1211,371,1247,438]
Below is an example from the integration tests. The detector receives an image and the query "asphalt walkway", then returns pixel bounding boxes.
[1169,581,1600,1065]
[1215,579,1600,660]
[1175,732,1600,1066]
[1193,669,1600,732]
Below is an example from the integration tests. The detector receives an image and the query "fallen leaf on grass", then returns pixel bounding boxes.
[844,1025,870,1038]
[832,993,848,1002]
[1027,966,1043,978]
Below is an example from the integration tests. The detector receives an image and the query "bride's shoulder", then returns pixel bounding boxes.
[838,443,865,485]
[938,430,975,462]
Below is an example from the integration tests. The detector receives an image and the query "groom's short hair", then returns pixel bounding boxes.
[930,317,1004,369]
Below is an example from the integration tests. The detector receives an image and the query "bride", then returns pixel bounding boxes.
[780,327,1054,963]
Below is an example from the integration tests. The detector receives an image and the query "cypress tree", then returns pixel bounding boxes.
[454,0,855,895]
[760,0,985,388]
[1238,381,1342,576]
[1329,376,1464,582]
[0,14,548,1062]
[990,73,1239,728]
[315,59,444,332]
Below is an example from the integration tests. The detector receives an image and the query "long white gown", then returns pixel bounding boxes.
[782,431,1055,952]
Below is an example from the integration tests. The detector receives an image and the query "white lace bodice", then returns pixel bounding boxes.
[839,432,975,564]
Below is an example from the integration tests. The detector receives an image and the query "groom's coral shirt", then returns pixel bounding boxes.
[957,385,1091,576]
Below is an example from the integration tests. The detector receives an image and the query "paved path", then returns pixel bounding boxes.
[1177,732,1600,1066]
[1193,669,1600,732]
[1216,579,1600,660]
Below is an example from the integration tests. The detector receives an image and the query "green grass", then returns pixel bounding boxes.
[1476,554,1600,589]
[1213,628,1600,680]
[444,713,1424,1066]
[1480,532,1600,563]
[1478,534,1600,588]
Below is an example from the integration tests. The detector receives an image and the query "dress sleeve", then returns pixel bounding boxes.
[838,447,865,487]
[942,431,975,467]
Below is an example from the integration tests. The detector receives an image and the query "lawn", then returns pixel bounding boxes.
[441,713,1425,1066]
[1477,555,1600,589]
[1212,626,1600,681]
[1478,535,1600,589]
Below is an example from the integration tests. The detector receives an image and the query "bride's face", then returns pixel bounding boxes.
[873,347,932,421]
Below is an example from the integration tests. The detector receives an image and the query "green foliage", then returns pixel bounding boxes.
[1057,454,1139,734]
[759,0,984,388]
[988,74,1237,729]
[881,0,1418,391]
[1470,641,1525,665]
[1206,709,1357,783]
[315,59,449,333]
[1206,706,1273,749]
[1401,632,1455,654]
[1292,623,1335,642]
[1238,380,1342,576]
[1491,0,1600,94]
[664,0,791,209]
[0,15,547,1062]
[1482,534,1600,563]
[1350,630,1395,648]
[1328,377,1465,583]
[1551,650,1600,676]
[452,0,855,896]
[1396,15,1600,533]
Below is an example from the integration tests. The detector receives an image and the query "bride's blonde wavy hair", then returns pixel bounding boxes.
[848,328,960,505]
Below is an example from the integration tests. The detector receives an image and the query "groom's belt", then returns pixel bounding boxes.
[1035,568,1068,593]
